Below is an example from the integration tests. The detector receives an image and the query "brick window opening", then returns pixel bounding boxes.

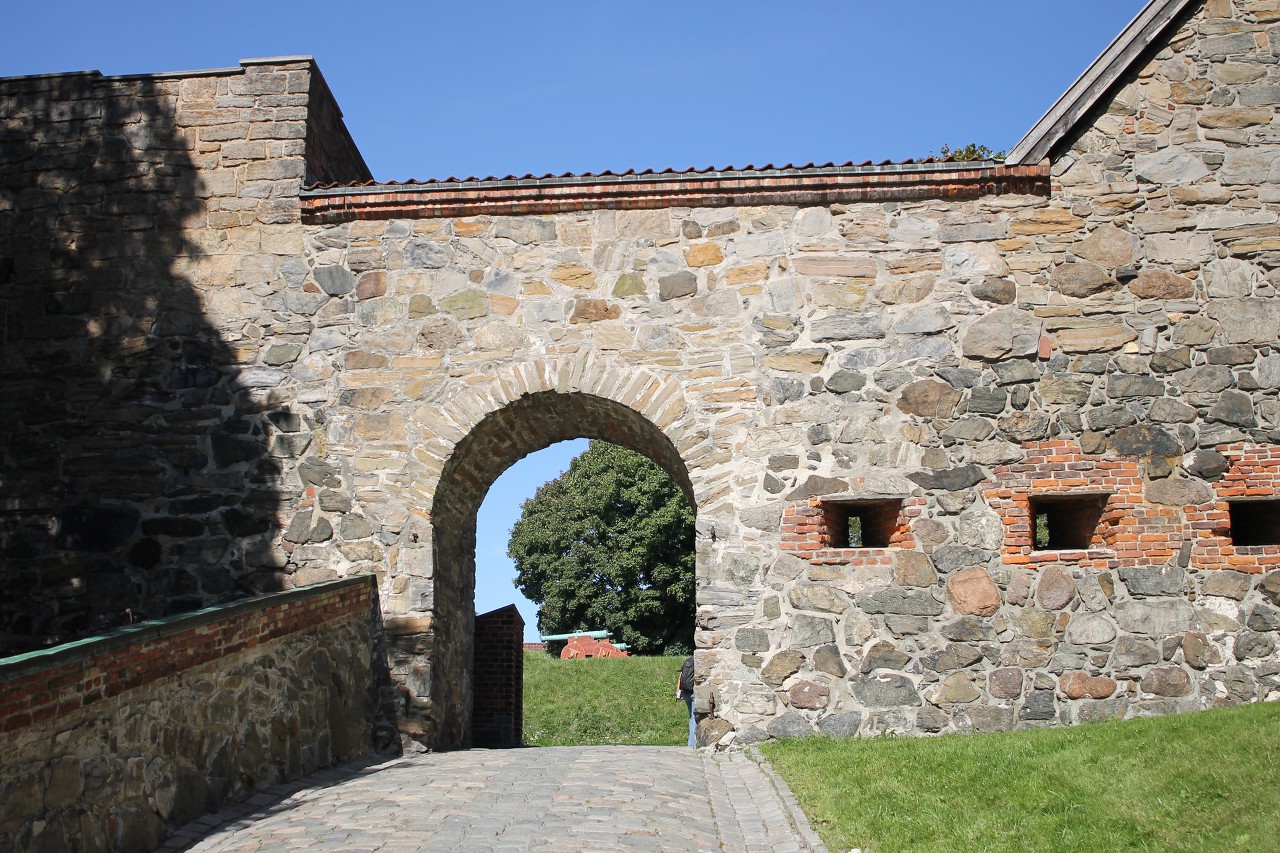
[822,500,903,549]
[1228,500,1280,547]
[1030,494,1108,551]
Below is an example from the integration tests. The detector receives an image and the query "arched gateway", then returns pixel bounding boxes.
[394,361,711,748]
[3,0,1279,755]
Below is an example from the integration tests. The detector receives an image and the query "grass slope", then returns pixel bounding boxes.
[762,701,1280,853]
[522,651,688,746]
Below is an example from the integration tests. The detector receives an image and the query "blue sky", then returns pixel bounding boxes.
[4,0,1150,639]
[474,439,585,638]
[6,1,1146,181]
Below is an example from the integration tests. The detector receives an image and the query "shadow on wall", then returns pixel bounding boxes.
[0,74,282,655]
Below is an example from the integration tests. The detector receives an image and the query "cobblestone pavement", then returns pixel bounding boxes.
[162,746,826,853]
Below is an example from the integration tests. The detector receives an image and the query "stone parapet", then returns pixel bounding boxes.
[0,576,380,852]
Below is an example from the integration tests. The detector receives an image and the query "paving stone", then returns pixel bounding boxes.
[173,748,824,852]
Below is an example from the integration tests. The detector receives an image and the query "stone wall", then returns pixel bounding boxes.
[2,0,1279,750]
[0,576,379,852]
[0,58,366,655]
[285,0,1279,746]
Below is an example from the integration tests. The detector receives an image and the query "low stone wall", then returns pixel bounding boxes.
[0,576,380,852]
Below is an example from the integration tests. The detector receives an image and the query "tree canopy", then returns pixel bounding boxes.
[508,441,695,655]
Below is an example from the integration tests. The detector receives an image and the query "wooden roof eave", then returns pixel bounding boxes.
[1006,0,1200,166]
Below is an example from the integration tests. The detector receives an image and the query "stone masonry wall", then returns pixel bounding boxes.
[2,0,1280,750]
[0,576,378,852]
[0,58,366,655]
[281,0,1279,746]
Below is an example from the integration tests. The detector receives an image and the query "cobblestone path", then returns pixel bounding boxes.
[162,746,826,852]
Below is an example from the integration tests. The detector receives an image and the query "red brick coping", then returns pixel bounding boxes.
[299,163,1051,223]
[0,576,375,735]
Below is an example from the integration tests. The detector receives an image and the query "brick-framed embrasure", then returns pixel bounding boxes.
[1190,443,1280,573]
[781,489,922,567]
[984,440,1178,571]
[824,499,906,549]
[986,441,1280,575]
[1029,493,1110,551]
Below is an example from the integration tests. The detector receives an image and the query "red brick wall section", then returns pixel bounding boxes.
[0,578,373,736]
[983,440,1279,575]
[472,604,524,748]
[1191,443,1280,573]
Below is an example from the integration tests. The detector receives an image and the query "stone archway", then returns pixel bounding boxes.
[392,357,723,749]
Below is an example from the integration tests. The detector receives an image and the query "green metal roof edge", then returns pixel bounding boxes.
[0,574,375,683]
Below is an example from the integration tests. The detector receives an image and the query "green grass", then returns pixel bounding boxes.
[522,651,688,746]
[761,701,1280,853]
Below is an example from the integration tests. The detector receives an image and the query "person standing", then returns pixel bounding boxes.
[676,656,695,747]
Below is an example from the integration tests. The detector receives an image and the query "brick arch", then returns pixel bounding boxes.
[400,355,712,749]
[432,390,695,533]
[399,354,718,516]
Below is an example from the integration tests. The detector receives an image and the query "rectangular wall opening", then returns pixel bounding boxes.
[821,500,903,549]
[1031,494,1109,551]
[1228,500,1280,547]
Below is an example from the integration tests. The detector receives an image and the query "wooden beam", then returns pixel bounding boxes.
[1006,0,1199,165]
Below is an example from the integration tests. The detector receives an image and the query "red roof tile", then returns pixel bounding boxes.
[303,157,981,191]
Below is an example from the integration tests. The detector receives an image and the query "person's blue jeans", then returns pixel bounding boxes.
[683,695,695,747]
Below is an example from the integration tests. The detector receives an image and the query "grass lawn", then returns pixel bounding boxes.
[522,651,689,746]
[762,701,1280,853]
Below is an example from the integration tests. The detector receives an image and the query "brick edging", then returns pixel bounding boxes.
[300,165,1051,223]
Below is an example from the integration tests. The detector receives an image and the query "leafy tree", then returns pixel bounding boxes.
[932,142,1006,161]
[508,441,695,655]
